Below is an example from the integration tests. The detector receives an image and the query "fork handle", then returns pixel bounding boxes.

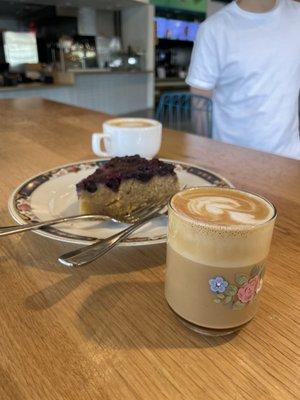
[0,215,108,237]
[58,210,161,267]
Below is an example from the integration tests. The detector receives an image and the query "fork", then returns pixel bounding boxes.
[58,198,169,267]
[0,214,112,237]
[0,200,160,237]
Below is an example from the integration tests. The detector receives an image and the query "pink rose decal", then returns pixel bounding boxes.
[67,165,80,173]
[209,265,264,309]
[237,275,259,303]
[249,275,260,291]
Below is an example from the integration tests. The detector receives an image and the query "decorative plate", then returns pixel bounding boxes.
[8,158,233,246]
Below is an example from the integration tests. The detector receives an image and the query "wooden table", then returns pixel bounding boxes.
[0,98,299,400]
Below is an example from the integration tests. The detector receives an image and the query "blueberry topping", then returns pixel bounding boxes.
[84,180,97,193]
[76,155,176,193]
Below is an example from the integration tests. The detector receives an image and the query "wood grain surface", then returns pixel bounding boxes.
[0,98,299,400]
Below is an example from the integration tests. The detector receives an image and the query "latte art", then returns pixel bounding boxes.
[172,187,274,226]
[187,196,261,224]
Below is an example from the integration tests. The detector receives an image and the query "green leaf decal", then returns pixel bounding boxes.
[214,298,222,304]
[224,296,232,304]
[232,301,245,310]
[250,265,261,278]
[217,294,225,299]
[235,275,248,286]
[226,284,238,296]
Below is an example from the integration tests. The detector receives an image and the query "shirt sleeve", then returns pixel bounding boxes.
[186,23,220,90]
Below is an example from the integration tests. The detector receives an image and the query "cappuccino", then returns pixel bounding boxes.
[165,187,276,335]
[171,187,274,226]
[107,119,154,128]
[92,118,162,158]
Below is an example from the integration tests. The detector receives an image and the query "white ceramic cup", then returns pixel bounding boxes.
[92,118,162,158]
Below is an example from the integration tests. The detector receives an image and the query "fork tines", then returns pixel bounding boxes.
[122,196,171,224]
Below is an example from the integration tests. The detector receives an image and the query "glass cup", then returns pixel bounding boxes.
[165,187,277,336]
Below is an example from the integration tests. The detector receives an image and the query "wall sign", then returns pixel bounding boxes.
[3,31,39,66]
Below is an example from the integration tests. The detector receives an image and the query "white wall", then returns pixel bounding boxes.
[78,6,97,35]
[76,7,115,38]
[97,10,115,37]
[121,4,155,108]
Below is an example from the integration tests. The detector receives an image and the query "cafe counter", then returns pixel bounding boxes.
[0,69,154,114]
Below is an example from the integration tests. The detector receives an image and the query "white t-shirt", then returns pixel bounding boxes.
[186,0,300,159]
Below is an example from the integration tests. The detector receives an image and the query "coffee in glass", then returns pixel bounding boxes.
[165,187,276,336]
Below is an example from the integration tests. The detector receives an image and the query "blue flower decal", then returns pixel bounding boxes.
[209,276,229,293]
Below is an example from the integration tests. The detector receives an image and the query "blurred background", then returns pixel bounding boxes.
[0,0,229,119]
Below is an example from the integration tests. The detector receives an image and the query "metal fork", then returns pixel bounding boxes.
[0,214,111,237]
[0,199,161,237]
[58,197,169,268]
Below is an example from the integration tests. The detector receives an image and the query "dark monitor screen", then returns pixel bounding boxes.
[155,17,199,42]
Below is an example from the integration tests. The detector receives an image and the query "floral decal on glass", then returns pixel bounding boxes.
[209,276,229,293]
[209,265,264,310]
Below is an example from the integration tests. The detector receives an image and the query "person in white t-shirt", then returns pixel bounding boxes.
[186,0,300,159]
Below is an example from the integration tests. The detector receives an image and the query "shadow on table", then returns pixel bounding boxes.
[77,280,237,350]
[20,233,165,311]
[14,231,165,274]
[17,234,237,348]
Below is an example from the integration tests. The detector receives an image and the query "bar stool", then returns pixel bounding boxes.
[156,91,213,137]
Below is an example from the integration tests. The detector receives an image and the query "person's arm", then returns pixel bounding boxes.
[190,86,213,99]
[190,86,213,138]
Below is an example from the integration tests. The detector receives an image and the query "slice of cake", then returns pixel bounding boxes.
[76,155,180,219]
